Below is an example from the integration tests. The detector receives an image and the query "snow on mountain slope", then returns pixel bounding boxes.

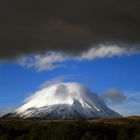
[3,82,121,119]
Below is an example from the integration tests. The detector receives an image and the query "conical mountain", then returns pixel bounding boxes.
[2,82,121,120]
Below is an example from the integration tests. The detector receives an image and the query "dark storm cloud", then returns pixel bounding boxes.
[0,0,140,59]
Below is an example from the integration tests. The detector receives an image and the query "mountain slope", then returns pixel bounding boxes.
[2,82,121,120]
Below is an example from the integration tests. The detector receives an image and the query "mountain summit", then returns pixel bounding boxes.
[3,82,121,120]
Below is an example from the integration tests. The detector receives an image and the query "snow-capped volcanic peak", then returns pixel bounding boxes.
[17,82,103,112]
[4,82,121,119]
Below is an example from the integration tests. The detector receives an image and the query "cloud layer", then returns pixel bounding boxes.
[102,88,126,104]
[100,88,140,116]
[107,92,140,116]
[19,45,138,71]
[0,0,140,59]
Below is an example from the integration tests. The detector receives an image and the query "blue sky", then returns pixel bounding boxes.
[0,50,140,116]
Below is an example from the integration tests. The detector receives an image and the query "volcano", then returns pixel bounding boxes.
[2,82,121,120]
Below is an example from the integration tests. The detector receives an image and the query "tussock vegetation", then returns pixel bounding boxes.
[0,117,140,140]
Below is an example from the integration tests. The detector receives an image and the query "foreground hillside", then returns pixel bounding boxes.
[0,117,140,140]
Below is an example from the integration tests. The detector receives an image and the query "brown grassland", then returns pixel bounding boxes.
[0,116,140,140]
